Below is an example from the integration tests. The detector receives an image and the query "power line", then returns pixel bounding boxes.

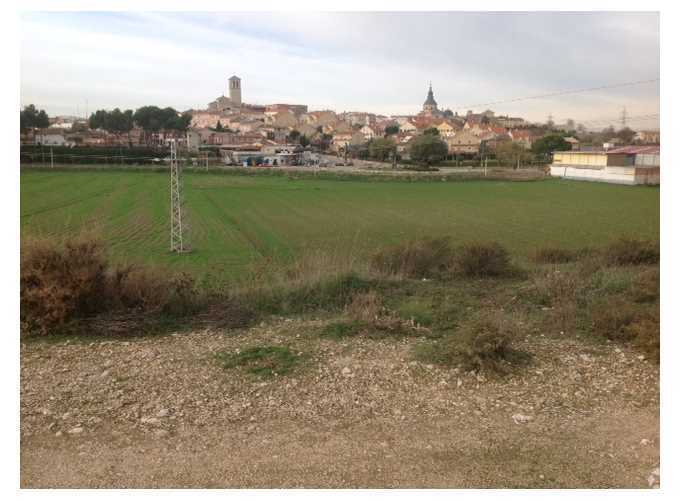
[574,113,658,126]
[451,78,659,111]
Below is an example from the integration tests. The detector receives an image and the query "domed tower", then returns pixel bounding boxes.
[423,82,438,113]
[228,75,242,106]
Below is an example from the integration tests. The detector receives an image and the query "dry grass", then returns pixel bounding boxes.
[604,237,659,266]
[370,237,454,279]
[530,247,577,264]
[452,242,513,278]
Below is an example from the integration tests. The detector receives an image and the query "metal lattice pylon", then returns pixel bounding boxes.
[170,140,190,253]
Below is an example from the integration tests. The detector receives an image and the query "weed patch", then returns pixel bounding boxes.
[452,242,514,278]
[370,237,454,279]
[415,312,531,375]
[531,247,576,264]
[604,237,659,266]
[214,346,304,377]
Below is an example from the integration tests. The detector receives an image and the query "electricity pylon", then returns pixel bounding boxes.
[169,140,190,253]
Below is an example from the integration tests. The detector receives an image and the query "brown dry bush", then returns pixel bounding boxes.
[604,237,659,266]
[21,238,108,334]
[452,242,513,278]
[424,312,531,375]
[530,247,576,264]
[20,238,205,336]
[345,290,412,333]
[370,237,453,279]
[630,267,660,304]
[589,295,659,362]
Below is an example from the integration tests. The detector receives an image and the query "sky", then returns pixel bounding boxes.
[20,11,660,129]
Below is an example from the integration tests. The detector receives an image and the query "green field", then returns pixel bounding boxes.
[20,169,660,280]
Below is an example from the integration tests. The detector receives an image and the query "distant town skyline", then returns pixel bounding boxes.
[21,11,660,129]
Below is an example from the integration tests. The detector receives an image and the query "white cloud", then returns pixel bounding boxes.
[20,11,659,127]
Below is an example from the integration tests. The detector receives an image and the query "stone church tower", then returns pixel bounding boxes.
[228,75,242,106]
[422,82,438,113]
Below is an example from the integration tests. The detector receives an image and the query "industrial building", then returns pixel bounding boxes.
[550,146,660,185]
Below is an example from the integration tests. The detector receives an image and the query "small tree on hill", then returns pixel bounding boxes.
[20,104,49,132]
[531,134,571,158]
[409,134,448,166]
[369,137,395,162]
[384,125,400,136]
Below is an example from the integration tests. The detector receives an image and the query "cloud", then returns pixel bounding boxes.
[20,11,659,127]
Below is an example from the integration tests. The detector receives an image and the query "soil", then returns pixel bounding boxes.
[20,318,659,488]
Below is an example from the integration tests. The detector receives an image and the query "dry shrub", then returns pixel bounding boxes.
[625,311,660,362]
[346,290,411,333]
[590,297,639,341]
[630,267,659,304]
[346,290,384,322]
[589,296,659,362]
[604,237,659,266]
[20,237,204,336]
[530,247,576,264]
[424,312,530,375]
[21,238,108,334]
[523,269,580,332]
[453,242,512,278]
[370,237,453,279]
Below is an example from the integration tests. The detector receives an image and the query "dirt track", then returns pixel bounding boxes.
[20,319,659,488]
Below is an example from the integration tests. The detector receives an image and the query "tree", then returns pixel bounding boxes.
[215,120,224,132]
[616,127,635,144]
[531,134,571,157]
[409,134,448,165]
[299,134,310,147]
[384,125,400,136]
[89,109,108,130]
[287,129,301,143]
[20,104,49,131]
[423,127,439,136]
[368,137,395,161]
[495,140,533,166]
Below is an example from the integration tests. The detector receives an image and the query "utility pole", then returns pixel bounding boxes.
[169,140,190,253]
[620,107,628,128]
[50,147,54,169]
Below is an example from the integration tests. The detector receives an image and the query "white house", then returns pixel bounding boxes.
[35,129,68,146]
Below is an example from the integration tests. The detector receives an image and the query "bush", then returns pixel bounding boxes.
[604,237,659,266]
[370,237,454,278]
[453,242,512,278]
[416,312,531,375]
[589,296,659,362]
[20,237,204,336]
[530,247,576,264]
[21,238,108,334]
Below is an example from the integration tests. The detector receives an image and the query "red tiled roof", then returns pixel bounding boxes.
[606,145,660,155]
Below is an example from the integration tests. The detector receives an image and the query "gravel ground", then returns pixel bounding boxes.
[20,318,659,488]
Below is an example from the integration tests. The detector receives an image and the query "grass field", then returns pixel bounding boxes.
[20,169,659,281]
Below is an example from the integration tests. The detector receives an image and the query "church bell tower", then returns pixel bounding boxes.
[228,75,242,106]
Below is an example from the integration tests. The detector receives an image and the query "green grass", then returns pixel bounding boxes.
[21,169,659,283]
[214,346,304,377]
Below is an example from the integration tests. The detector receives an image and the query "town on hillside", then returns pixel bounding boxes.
[20,74,660,183]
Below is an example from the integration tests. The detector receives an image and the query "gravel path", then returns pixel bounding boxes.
[20,318,659,488]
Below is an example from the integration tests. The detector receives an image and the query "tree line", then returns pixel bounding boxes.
[20,104,192,136]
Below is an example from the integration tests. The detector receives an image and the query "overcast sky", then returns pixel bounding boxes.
[20,11,660,128]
